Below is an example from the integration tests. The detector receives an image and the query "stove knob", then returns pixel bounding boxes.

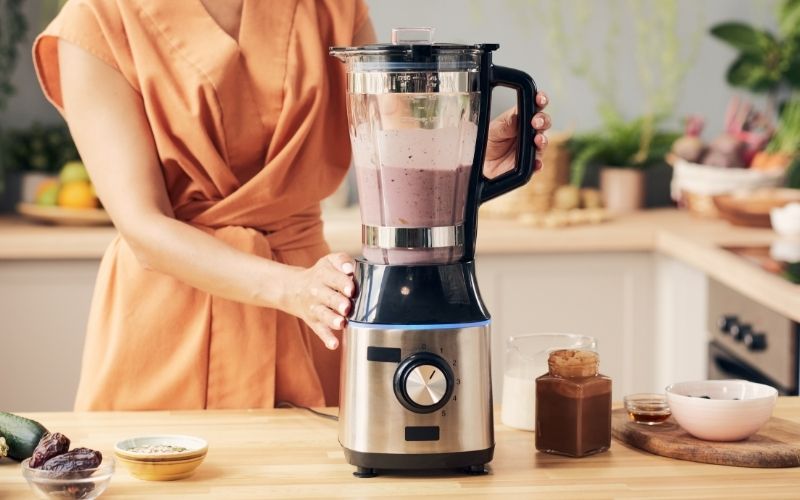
[730,323,752,342]
[718,315,739,334]
[744,331,768,351]
[394,352,454,413]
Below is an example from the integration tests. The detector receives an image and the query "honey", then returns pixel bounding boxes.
[623,393,671,426]
[627,410,671,424]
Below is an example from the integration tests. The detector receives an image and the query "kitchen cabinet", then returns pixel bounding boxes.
[0,253,661,410]
[0,260,98,411]
[476,253,657,400]
[653,255,709,391]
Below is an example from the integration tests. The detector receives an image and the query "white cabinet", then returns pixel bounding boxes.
[653,255,708,391]
[476,253,657,400]
[0,252,709,411]
[0,261,98,411]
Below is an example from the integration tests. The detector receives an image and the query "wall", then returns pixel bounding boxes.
[1,0,780,141]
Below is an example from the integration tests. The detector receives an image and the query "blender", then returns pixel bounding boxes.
[331,28,538,477]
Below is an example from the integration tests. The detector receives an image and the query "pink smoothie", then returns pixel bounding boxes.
[357,164,471,265]
[351,124,478,265]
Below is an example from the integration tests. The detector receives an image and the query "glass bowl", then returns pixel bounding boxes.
[21,456,114,499]
[623,393,671,425]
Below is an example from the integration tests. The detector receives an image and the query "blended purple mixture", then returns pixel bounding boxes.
[357,164,472,265]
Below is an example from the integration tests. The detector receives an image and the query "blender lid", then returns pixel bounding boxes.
[330,27,498,71]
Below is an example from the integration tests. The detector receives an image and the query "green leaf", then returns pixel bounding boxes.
[727,53,781,92]
[785,51,800,88]
[779,0,800,40]
[710,22,771,55]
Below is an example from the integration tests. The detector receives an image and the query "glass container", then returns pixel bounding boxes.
[501,333,596,431]
[535,349,612,457]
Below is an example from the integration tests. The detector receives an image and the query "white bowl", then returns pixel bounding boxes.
[771,202,800,238]
[665,380,777,441]
[671,159,785,197]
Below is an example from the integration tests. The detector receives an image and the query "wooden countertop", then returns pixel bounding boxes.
[1,399,799,498]
[1,209,798,320]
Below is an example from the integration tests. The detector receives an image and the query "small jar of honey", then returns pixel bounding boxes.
[624,393,671,425]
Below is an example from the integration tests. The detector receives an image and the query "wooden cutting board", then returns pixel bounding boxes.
[611,408,800,468]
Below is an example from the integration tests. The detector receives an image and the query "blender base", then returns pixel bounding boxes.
[344,447,494,477]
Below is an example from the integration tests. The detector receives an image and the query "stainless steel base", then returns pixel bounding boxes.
[338,322,494,469]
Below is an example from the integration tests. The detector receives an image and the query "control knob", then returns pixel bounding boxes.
[394,352,454,413]
[744,331,768,351]
[718,315,739,334]
[730,323,752,342]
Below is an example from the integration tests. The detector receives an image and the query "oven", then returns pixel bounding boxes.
[707,278,799,396]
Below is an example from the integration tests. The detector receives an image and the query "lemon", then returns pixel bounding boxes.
[58,181,98,209]
[35,179,60,206]
[59,161,90,184]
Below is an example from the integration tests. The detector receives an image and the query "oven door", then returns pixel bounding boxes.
[708,341,796,396]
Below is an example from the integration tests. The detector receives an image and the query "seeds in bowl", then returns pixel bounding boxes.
[126,444,188,454]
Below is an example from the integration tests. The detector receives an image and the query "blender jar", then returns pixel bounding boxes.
[501,333,597,431]
[331,28,483,265]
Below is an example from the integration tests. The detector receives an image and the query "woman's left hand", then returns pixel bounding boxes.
[483,91,551,179]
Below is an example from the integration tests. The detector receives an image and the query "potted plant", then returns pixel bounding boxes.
[538,0,700,214]
[0,0,28,207]
[0,123,79,204]
[709,0,800,114]
[568,112,679,213]
[707,0,800,170]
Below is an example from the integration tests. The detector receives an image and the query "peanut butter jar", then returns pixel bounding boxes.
[535,349,612,457]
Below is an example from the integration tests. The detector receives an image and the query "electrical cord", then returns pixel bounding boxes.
[276,400,339,421]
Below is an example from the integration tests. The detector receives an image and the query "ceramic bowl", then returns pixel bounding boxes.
[114,435,207,481]
[22,456,114,499]
[665,380,777,441]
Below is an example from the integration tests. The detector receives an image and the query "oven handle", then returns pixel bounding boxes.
[710,342,788,395]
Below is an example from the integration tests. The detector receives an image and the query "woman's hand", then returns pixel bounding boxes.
[282,253,356,350]
[483,91,552,179]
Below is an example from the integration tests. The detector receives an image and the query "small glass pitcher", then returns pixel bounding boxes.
[501,333,597,431]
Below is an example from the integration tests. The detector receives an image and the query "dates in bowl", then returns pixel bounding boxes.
[22,432,114,499]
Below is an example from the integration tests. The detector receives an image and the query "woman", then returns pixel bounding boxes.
[34,0,551,411]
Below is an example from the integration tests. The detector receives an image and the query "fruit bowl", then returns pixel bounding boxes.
[665,380,777,441]
[16,203,112,226]
[670,159,786,217]
[21,456,114,499]
[712,189,800,228]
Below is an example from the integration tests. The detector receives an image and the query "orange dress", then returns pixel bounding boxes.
[33,0,367,410]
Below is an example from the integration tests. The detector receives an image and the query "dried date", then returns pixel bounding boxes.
[41,447,102,476]
[29,432,70,468]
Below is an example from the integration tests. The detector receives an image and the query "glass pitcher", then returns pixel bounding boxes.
[501,333,597,431]
[331,27,538,266]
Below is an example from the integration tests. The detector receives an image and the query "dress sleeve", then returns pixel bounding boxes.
[33,0,130,114]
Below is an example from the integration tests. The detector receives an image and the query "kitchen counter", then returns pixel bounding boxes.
[1,208,797,321]
[1,398,799,498]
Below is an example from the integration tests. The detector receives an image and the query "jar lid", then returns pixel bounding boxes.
[330,27,497,72]
[548,349,599,378]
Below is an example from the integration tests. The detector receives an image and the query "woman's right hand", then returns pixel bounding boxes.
[283,253,356,350]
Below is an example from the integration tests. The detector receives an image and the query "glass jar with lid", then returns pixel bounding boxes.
[535,349,612,457]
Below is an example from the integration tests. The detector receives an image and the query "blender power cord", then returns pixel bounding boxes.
[276,401,339,421]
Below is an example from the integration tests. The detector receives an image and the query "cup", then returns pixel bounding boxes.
[500,333,597,431]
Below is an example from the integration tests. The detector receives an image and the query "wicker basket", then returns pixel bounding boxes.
[482,132,571,217]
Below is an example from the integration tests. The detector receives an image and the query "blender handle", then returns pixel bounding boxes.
[480,65,539,203]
